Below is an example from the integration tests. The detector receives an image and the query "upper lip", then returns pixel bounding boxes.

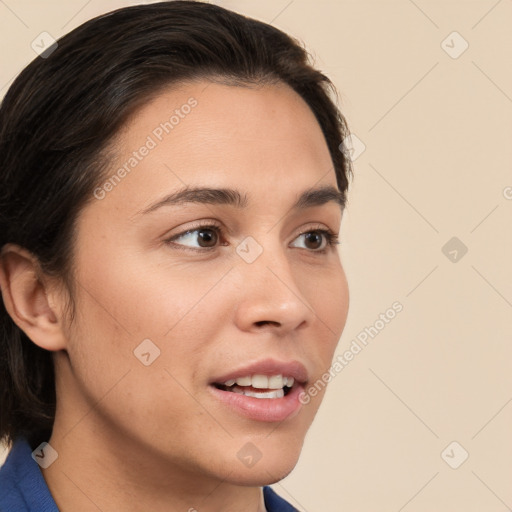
[211,358,309,385]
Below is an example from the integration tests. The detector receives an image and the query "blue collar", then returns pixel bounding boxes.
[0,436,59,511]
[0,437,296,511]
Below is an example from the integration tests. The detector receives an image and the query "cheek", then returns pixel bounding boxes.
[73,250,201,340]
[296,264,348,411]
[67,247,233,390]
[63,275,224,452]
[302,261,349,346]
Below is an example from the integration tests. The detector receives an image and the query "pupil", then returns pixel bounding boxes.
[306,232,321,249]
[199,229,217,247]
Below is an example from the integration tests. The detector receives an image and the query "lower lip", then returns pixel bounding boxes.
[209,384,304,423]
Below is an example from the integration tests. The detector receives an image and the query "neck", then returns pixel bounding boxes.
[42,414,266,512]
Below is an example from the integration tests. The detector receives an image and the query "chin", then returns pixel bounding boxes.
[226,458,300,487]
[219,433,305,486]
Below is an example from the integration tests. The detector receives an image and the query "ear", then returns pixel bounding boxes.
[0,244,68,351]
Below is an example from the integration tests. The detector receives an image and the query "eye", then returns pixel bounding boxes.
[290,228,339,253]
[165,222,223,251]
[164,222,339,254]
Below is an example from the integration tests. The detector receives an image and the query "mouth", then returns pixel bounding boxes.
[213,374,296,399]
[208,359,308,422]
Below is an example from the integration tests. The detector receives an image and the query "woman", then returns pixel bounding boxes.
[0,1,352,510]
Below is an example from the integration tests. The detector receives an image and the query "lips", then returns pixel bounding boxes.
[209,359,309,422]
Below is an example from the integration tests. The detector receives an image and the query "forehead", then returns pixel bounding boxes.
[95,80,339,215]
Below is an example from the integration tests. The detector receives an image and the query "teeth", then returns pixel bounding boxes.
[235,376,251,386]
[251,375,269,389]
[268,375,283,389]
[231,386,285,399]
[223,374,294,388]
[245,388,285,399]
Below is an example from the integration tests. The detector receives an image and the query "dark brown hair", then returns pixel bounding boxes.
[0,0,352,450]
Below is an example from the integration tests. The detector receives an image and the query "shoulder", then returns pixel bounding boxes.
[0,437,59,512]
[263,485,299,511]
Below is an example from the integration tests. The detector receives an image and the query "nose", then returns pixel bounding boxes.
[232,239,317,335]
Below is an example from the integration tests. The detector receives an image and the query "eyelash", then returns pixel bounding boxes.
[164,221,340,254]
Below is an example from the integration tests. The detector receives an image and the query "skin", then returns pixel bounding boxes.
[0,80,349,511]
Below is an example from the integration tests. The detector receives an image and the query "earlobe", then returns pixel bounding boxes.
[0,244,67,351]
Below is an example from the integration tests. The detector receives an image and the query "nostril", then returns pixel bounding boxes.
[255,320,280,327]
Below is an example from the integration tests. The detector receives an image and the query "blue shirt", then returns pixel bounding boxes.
[0,437,297,511]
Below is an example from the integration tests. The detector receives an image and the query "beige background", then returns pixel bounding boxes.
[1,1,511,510]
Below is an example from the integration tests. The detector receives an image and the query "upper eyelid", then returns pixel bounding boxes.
[168,220,223,240]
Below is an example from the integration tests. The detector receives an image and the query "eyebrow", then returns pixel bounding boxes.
[138,184,345,215]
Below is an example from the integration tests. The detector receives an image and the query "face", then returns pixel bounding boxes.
[56,79,349,487]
